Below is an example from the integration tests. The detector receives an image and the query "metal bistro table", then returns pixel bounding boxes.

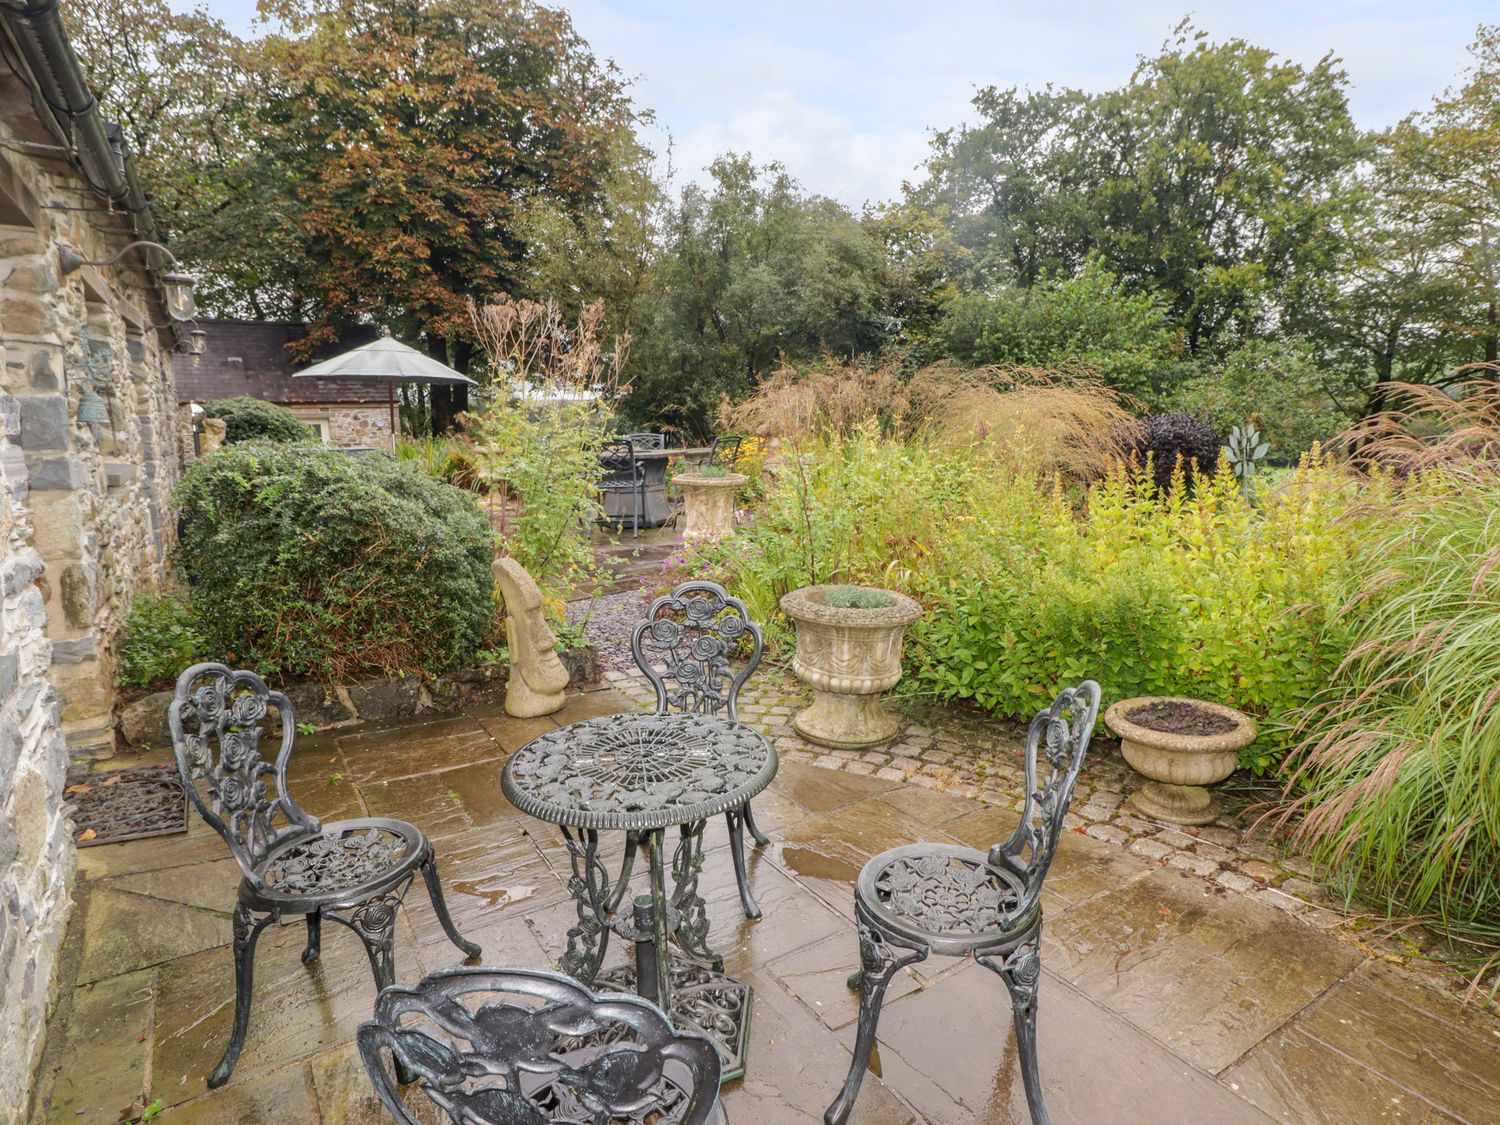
[501,711,777,1080]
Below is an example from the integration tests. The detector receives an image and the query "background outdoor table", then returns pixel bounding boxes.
[500,710,778,1079]
[599,445,711,528]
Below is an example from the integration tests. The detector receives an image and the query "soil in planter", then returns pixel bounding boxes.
[1125,700,1238,737]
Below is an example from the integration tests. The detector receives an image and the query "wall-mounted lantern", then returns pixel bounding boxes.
[56,239,197,321]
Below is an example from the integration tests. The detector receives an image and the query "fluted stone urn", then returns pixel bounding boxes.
[1105,696,1257,825]
[677,471,746,539]
[780,586,922,749]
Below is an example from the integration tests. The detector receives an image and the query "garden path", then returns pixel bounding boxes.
[30,681,1500,1123]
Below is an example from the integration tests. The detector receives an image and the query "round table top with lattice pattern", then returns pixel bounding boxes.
[502,713,777,831]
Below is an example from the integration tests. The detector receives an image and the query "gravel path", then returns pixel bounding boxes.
[568,588,650,673]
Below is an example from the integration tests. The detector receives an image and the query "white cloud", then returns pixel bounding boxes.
[565,0,1489,207]
[189,0,1490,208]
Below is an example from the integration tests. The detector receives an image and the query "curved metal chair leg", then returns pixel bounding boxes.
[826,922,928,1125]
[337,895,413,1083]
[724,809,761,920]
[980,932,1051,1125]
[420,853,481,959]
[742,801,770,848]
[301,909,321,965]
[209,902,275,1088]
[346,895,400,991]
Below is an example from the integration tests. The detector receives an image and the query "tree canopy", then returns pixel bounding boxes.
[68,8,1500,445]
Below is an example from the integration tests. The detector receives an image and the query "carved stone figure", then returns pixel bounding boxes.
[494,557,568,717]
[200,416,227,455]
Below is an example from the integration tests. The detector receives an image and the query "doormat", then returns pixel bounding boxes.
[65,764,188,847]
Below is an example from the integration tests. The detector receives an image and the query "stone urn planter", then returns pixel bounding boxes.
[780,585,922,749]
[1105,696,1257,825]
[676,470,746,539]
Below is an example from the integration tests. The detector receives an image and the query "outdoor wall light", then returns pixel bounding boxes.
[56,239,197,321]
[189,326,207,366]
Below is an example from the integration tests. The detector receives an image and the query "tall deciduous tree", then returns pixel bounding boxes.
[72,0,640,429]
[626,155,893,436]
[919,24,1363,360]
[253,0,636,408]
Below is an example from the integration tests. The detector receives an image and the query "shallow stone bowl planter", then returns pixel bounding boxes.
[779,585,922,749]
[676,471,747,539]
[1105,696,1257,826]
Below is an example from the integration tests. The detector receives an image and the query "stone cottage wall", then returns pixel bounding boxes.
[0,139,185,1114]
[0,381,73,1123]
[325,403,394,449]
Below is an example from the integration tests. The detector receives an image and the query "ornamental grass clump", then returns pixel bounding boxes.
[823,585,894,609]
[175,443,493,681]
[1284,466,1500,970]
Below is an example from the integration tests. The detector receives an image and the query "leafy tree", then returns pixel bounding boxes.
[1171,339,1353,457]
[1312,25,1500,418]
[61,1,280,316]
[512,130,664,343]
[625,156,893,435]
[918,24,1363,361]
[862,200,967,351]
[72,0,640,433]
[932,257,1183,399]
[251,2,635,368]
[1413,24,1500,368]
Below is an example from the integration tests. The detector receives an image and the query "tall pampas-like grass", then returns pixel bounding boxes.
[726,357,1140,484]
[1283,465,1500,986]
[1336,369,1500,472]
[910,362,1141,483]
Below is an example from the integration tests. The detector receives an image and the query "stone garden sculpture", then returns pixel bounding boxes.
[494,556,569,718]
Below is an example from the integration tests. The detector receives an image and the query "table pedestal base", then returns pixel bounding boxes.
[595,957,753,1083]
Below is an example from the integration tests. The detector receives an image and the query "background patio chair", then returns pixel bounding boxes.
[824,680,1102,1125]
[630,580,770,919]
[623,431,666,449]
[168,663,480,1088]
[358,966,725,1124]
[707,434,742,470]
[598,439,647,537]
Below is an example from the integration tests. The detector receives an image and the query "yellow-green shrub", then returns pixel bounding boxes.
[713,430,1373,770]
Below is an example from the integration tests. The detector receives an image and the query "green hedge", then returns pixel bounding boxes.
[204,396,316,444]
[175,443,493,681]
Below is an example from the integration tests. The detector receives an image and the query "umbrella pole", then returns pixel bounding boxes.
[388,382,397,449]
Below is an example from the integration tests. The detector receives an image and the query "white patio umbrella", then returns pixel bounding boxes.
[292,328,475,443]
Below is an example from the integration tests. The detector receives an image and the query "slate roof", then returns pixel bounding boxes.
[173,320,388,405]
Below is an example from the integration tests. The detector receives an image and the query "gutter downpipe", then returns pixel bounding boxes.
[0,0,185,349]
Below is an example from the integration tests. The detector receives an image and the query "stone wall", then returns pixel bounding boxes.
[0,382,73,1125]
[0,135,185,1116]
[326,403,393,449]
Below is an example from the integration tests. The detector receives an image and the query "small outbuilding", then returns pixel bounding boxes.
[173,320,395,449]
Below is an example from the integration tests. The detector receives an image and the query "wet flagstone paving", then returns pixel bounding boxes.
[30,686,1500,1124]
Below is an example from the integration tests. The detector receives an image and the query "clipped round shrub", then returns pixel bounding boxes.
[204,396,316,444]
[175,443,493,681]
[1124,412,1221,492]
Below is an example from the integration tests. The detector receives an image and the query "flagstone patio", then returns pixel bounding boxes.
[28,682,1500,1124]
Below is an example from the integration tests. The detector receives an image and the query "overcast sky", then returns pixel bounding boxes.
[183,1,1491,208]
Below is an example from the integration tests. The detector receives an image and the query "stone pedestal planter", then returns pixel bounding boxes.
[1105,696,1257,825]
[780,586,922,749]
[677,472,746,539]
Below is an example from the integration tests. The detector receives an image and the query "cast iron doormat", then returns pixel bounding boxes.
[65,764,188,847]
